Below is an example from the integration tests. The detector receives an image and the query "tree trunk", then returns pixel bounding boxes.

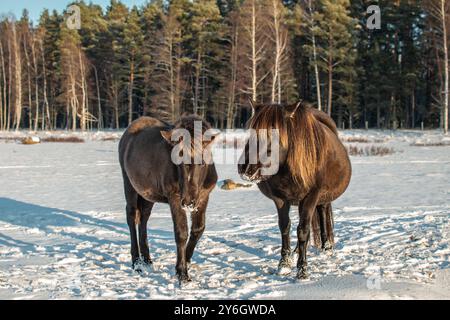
[93,65,102,130]
[0,41,5,131]
[7,28,12,131]
[411,90,415,128]
[194,48,202,115]
[112,81,119,129]
[271,0,281,104]
[39,40,50,130]
[79,49,87,131]
[0,61,2,131]
[308,0,322,111]
[128,58,134,125]
[31,34,39,132]
[12,23,22,131]
[251,0,257,106]
[23,31,32,129]
[441,0,449,133]
[226,24,239,129]
[327,53,333,116]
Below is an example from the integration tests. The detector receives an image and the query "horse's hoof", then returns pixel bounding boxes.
[178,277,192,286]
[177,272,192,285]
[296,267,309,280]
[132,258,153,274]
[131,259,140,271]
[277,257,292,275]
[322,241,333,252]
[133,264,143,274]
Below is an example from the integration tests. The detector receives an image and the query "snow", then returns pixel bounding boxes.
[0,129,449,300]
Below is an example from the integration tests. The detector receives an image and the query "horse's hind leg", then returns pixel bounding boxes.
[296,190,320,279]
[137,196,154,265]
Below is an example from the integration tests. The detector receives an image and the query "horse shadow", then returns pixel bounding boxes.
[0,197,174,270]
[0,197,127,235]
[0,197,295,286]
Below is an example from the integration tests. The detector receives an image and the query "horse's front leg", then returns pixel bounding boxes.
[186,197,209,265]
[276,200,292,273]
[169,198,190,283]
[297,189,319,279]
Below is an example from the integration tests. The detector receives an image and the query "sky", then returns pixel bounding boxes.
[0,0,148,23]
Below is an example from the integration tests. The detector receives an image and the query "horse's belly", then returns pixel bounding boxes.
[125,167,167,203]
[141,190,167,203]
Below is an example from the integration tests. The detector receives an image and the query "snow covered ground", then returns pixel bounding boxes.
[0,129,449,300]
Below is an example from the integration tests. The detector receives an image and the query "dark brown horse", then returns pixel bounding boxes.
[238,101,351,279]
[119,115,218,283]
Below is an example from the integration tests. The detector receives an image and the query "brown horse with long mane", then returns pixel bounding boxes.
[119,115,218,284]
[238,101,351,279]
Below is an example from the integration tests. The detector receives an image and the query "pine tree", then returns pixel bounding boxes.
[313,0,356,118]
[141,0,165,117]
[78,2,108,129]
[427,0,449,133]
[152,0,191,121]
[103,0,128,128]
[124,6,144,125]
[190,0,222,116]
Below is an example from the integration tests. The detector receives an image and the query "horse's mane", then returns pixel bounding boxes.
[249,103,328,189]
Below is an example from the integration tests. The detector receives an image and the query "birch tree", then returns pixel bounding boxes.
[302,0,322,110]
[153,0,190,121]
[267,0,289,104]
[239,0,268,108]
[428,0,449,133]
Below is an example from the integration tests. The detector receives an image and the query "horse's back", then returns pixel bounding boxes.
[127,116,168,135]
[119,117,169,160]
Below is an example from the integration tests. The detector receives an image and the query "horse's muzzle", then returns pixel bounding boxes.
[239,165,269,183]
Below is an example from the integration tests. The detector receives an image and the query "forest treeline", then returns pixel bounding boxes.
[0,0,449,131]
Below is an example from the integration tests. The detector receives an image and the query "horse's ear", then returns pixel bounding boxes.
[161,130,176,145]
[285,100,303,118]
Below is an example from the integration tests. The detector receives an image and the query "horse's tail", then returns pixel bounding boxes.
[324,203,335,246]
[310,203,335,248]
[311,209,322,248]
